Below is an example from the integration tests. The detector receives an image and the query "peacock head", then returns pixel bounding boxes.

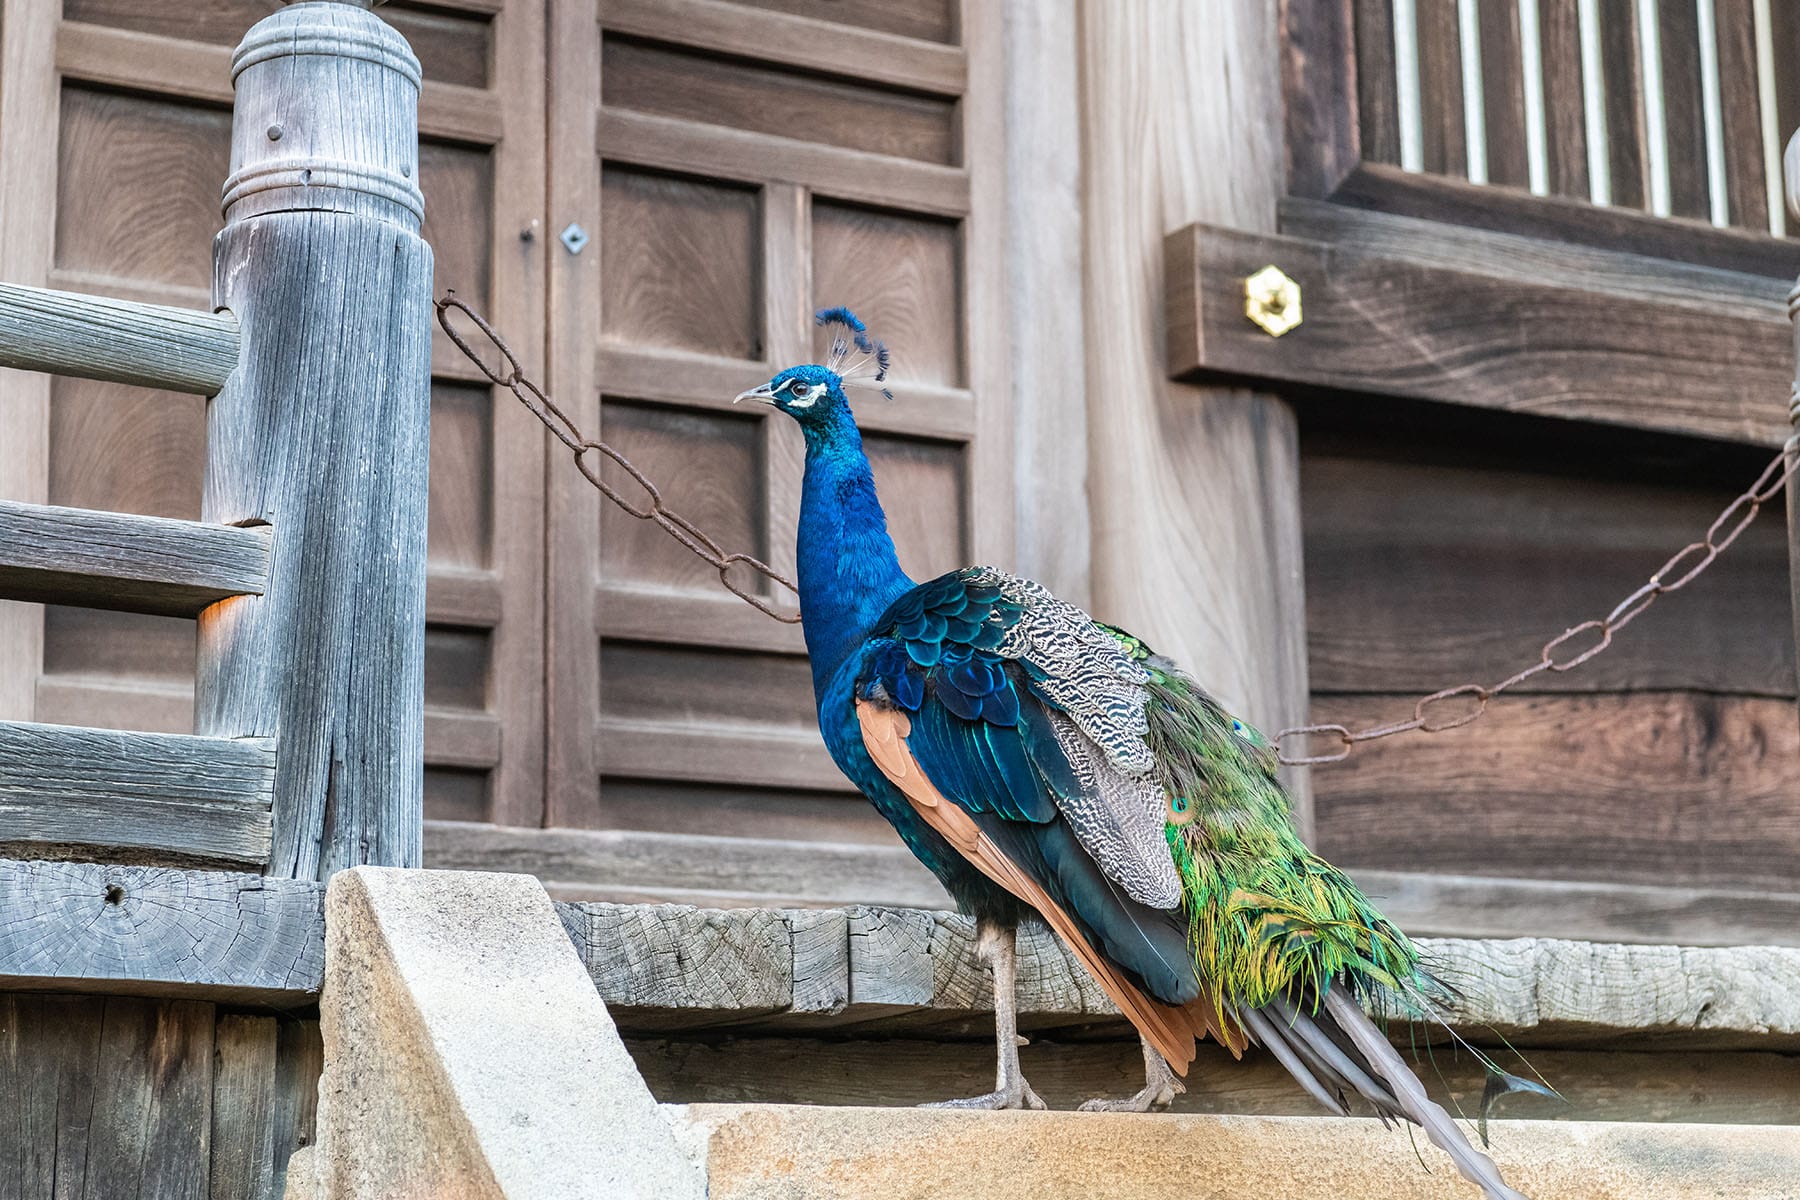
[734,306,892,432]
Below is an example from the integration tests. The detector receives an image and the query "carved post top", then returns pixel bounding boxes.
[223,2,423,230]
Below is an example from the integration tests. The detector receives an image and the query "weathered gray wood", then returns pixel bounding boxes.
[269,1018,323,1200]
[211,1014,279,1200]
[0,280,238,395]
[0,499,268,617]
[554,902,1800,1050]
[0,994,106,1200]
[1786,135,1800,714]
[197,3,431,880]
[429,822,950,909]
[628,1035,1800,1124]
[0,860,323,1004]
[0,723,274,865]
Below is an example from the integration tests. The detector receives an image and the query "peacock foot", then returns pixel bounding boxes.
[921,1076,1048,1111]
[1078,1038,1186,1112]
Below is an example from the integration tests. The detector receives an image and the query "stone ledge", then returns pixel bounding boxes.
[560,903,1800,1049]
[671,1105,1800,1200]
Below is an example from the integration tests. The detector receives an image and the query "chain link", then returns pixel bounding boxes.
[438,293,1799,769]
[436,293,802,623]
[1274,444,1800,765]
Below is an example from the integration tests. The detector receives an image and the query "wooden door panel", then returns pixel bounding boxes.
[811,201,963,386]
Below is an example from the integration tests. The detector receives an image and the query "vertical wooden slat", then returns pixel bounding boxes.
[546,0,604,829]
[1417,0,1468,176]
[1280,0,1361,197]
[1540,0,1592,197]
[1479,0,1532,187]
[0,0,60,723]
[1354,0,1401,167]
[1658,0,1712,219]
[1715,0,1769,229]
[267,1018,323,1200]
[484,0,550,828]
[1601,3,1651,209]
[0,994,105,1198]
[1786,142,1800,717]
[209,1014,279,1200]
[81,998,213,1200]
[962,0,1013,571]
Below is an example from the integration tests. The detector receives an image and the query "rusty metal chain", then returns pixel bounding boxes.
[437,292,1799,768]
[1275,444,1800,765]
[435,293,801,623]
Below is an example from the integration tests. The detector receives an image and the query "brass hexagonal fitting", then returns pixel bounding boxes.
[1243,264,1302,337]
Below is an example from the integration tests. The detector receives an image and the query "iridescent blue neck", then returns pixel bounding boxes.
[795,407,913,698]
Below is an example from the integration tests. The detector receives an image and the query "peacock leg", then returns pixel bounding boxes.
[1077,1035,1186,1113]
[922,918,1047,1110]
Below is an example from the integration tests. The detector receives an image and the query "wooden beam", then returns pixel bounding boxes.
[1165,214,1792,447]
[0,499,268,617]
[0,859,322,1004]
[0,281,238,395]
[0,721,274,866]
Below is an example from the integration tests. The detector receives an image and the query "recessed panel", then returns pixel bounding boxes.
[424,625,491,711]
[419,140,493,308]
[813,202,962,386]
[55,88,228,290]
[864,432,965,581]
[721,0,956,43]
[602,37,958,165]
[600,167,761,360]
[427,382,493,569]
[42,607,196,688]
[50,378,205,519]
[598,400,765,592]
[425,767,490,823]
[600,642,816,730]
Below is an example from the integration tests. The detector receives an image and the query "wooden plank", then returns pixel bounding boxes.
[424,707,502,770]
[0,499,268,617]
[630,1034,1800,1123]
[210,1014,279,1200]
[56,20,506,146]
[1599,0,1649,209]
[269,1018,323,1200]
[1346,868,1800,948]
[1281,0,1361,196]
[1658,0,1712,220]
[599,583,807,654]
[1538,0,1590,199]
[81,997,213,1200]
[602,0,967,96]
[199,4,432,880]
[1329,160,1800,277]
[597,109,970,219]
[0,281,238,395]
[427,567,505,627]
[1310,692,1800,893]
[1352,0,1399,167]
[0,722,274,865]
[596,717,846,792]
[1083,0,1314,832]
[0,993,105,1198]
[0,860,324,1004]
[1714,0,1770,230]
[424,821,950,909]
[1416,0,1467,177]
[1477,0,1531,187]
[1165,217,1792,448]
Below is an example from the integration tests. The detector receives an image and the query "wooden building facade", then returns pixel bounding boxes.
[1,0,1797,947]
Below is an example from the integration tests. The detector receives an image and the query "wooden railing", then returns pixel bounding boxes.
[0,0,430,900]
[1354,0,1796,235]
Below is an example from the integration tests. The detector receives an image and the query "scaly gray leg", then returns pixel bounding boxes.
[1078,1035,1186,1113]
[922,918,1046,1110]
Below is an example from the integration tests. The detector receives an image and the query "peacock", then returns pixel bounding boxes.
[735,308,1539,1200]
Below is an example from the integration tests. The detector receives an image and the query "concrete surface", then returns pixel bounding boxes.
[672,1104,1800,1200]
[293,867,703,1200]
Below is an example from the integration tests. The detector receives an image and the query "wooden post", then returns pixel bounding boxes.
[197,0,432,880]
[1787,134,1800,711]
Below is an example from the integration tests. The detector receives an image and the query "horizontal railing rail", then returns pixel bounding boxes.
[0,280,239,395]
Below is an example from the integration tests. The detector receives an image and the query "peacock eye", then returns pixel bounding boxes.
[788,381,815,400]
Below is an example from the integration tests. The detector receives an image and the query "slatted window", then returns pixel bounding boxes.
[1355,0,1799,234]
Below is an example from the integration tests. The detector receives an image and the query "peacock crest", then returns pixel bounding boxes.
[816,306,893,400]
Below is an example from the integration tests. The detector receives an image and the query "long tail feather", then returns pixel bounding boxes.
[1239,1007,1350,1116]
[1267,993,1404,1123]
[1321,986,1529,1200]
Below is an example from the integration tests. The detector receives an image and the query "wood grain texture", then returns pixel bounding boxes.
[629,1035,1800,1123]
[0,722,274,865]
[1658,0,1711,220]
[1351,0,1399,167]
[1081,0,1313,832]
[0,499,267,617]
[1416,0,1468,177]
[1714,0,1770,230]
[198,4,432,880]
[1310,691,1800,892]
[0,281,237,395]
[0,859,323,1003]
[209,1014,279,1200]
[1477,0,1530,188]
[1539,0,1590,199]
[81,996,214,1200]
[1166,217,1791,447]
[1599,0,1649,210]
[269,1017,323,1200]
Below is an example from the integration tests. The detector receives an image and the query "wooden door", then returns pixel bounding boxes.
[498,0,1011,901]
[0,0,548,834]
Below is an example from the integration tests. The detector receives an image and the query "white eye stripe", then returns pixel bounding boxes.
[788,391,820,409]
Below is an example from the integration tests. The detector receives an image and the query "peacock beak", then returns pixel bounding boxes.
[733,382,778,405]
